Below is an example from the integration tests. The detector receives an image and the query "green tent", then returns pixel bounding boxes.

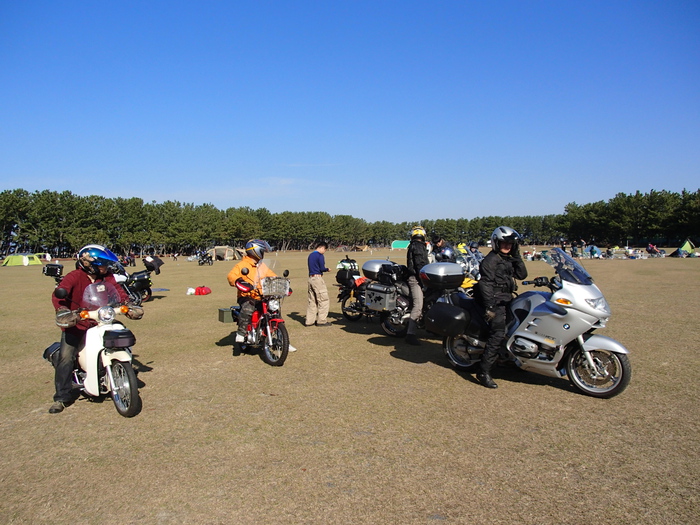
[670,238,695,258]
[391,240,410,250]
[2,253,43,266]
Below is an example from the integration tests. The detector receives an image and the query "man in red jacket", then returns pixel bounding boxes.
[49,245,141,414]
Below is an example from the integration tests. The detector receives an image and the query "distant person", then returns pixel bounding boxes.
[405,226,430,346]
[475,227,528,389]
[305,241,331,327]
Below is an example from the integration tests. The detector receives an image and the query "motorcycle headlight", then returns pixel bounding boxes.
[98,306,116,323]
[268,299,280,312]
[585,297,610,314]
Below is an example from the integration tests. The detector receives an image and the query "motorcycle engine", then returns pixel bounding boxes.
[396,295,410,312]
[512,337,539,358]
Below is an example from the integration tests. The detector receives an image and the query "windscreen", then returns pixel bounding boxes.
[544,248,594,285]
[81,281,121,309]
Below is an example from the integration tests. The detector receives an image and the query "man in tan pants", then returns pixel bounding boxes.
[305,242,331,326]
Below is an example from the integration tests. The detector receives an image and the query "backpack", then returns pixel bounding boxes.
[195,286,212,295]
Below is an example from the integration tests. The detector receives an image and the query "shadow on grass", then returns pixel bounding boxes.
[132,354,153,390]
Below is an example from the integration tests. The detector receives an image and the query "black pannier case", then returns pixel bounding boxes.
[103,329,136,348]
[419,262,465,290]
[336,268,360,285]
[424,302,468,337]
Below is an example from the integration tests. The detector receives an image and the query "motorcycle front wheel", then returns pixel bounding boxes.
[140,287,152,302]
[260,323,289,366]
[380,312,408,337]
[341,295,363,321]
[566,347,631,398]
[110,361,141,417]
[443,334,480,371]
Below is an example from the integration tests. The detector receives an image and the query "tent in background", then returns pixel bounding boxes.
[669,238,696,257]
[2,253,43,266]
[208,246,239,261]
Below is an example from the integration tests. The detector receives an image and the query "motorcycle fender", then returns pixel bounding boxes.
[581,334,629,355]
[101,349,133,366]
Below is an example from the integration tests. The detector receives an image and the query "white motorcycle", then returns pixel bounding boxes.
[425,248,631,398]
[45,281,142,417]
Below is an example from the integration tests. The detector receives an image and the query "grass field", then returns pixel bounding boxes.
[1,249,698,524]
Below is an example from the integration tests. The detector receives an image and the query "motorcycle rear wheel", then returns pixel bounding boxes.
[566,347,631,398]
[341,295,363,321]
[140,288,152,302]
[443,334,480,371]
[110,361,141,417]
[260,323,289,366]
[380,312,408,337]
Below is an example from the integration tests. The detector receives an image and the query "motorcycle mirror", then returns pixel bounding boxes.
[54,288,68,299]
[241,267,249,276]
[283,270,289,277]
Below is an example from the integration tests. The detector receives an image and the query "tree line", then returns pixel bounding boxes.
[1,188,698,257]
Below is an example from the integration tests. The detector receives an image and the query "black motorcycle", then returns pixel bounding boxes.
[198,253,213,266]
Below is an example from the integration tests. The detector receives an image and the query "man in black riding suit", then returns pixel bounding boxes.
[405,226,430,346]
[475,227,528,389]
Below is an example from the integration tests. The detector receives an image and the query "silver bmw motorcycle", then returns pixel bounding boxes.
[425,248,631,398]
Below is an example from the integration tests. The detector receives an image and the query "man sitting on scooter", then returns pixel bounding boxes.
[49,245,143,414]
[226,240,277,344]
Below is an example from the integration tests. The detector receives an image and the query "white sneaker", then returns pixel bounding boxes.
[235,333,245,343]
[288,344,297,352]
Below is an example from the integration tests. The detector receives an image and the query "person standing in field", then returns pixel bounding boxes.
[306,241,331,327]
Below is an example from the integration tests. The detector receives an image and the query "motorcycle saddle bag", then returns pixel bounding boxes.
[43,341,62,367]
[103,329,136,348]
[424,302,468,337]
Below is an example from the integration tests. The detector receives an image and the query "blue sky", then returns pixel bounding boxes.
[1,1,698,223]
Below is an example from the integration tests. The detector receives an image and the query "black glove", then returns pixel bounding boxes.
[484,309,496,323]
[510,243,521,259]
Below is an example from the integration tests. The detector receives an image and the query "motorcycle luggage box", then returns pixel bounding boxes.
[424,302,468,337]
[43,263,64,278]
[362,259,397,280]
[103,329,136,348]
[131,271,150,283]
[336,268,360,285]
[218,307,235,323]
[419,262,465,290]
[365,282,397,311]
[377,263,406,285]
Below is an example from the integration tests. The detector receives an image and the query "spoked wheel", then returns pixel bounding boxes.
[260,323,289,366]
[380,311,408,337]
[566,347,631,398]
[140,288,152,302]
[109,361,141,417]
[341,295,363,321]
[443,334,480,371]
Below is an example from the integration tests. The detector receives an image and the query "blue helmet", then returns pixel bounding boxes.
[78,244,120,275]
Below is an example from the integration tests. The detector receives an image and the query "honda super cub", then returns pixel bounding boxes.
[44,282,142,417]
[223,269,292,366]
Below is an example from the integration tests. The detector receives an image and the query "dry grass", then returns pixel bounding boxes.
[1,250,699,524]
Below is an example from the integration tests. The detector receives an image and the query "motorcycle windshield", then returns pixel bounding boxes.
[543,248,594,285]
[81,281,121,309]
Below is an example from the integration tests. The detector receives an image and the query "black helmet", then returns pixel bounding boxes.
[77,244,120,275]
[469,241,479,250]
